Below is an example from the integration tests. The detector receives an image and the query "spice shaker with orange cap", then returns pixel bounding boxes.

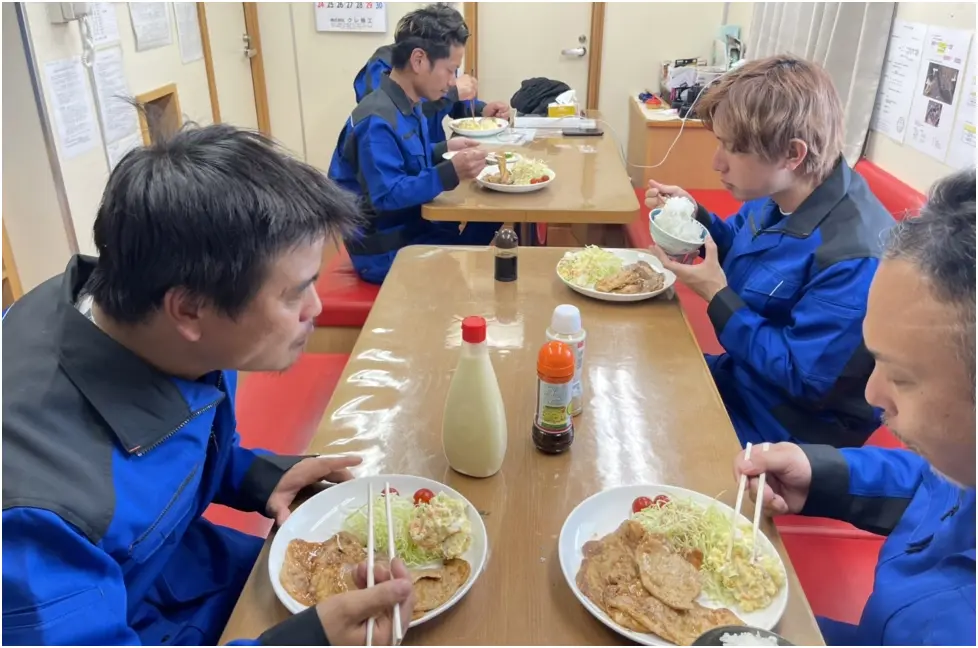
[531,340,576,454]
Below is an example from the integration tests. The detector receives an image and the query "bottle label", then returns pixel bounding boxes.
[570,340,585,412]
[536,379,572,432]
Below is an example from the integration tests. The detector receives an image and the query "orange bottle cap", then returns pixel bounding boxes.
[538,340,575,381]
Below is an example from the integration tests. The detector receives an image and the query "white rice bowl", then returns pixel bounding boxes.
[719,631,781,646]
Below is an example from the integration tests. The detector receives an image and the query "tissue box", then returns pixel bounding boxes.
[548,102,578,118]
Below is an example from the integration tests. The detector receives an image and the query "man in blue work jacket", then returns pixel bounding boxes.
[2,124,414,646]
[354,4,511,145]
[735,167,976,645]
[648,56,893,448]
[330,3,500,284]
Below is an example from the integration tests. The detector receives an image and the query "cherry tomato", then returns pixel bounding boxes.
[632,496,653,513]
[652,494,671,508]
[539,175,550,182]
[413,488,435,506]
[530,178,541,185]
[382,487,399,496]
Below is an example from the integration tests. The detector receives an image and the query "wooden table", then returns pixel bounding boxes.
[627,97,725,191]
[219,246,823,646]
[422,121,639,227]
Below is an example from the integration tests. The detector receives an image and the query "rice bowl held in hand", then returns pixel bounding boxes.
[649,196,707,258]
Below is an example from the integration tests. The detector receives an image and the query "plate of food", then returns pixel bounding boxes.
[476,157,555,193]
[450,117,508,137]
[558,484,788,646]
[269,474,488,627]
[556,247,676,302]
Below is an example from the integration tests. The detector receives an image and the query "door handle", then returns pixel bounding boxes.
[561,46,587,58]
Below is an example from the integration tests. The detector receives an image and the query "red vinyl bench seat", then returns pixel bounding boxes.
[314,248,380,328]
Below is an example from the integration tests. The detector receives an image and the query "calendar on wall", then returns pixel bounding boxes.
[314,2,387,33]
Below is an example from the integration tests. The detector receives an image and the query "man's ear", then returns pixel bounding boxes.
[410,47,426,74]
[162,287,204,343]
[785,139,810,172]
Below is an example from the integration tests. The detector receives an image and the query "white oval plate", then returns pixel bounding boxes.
[269,474,489,627]
[449,117,508,138]
[475,165,555,194]
[558,484,789,646]
[485,151,523,166]
[556,249,676,303]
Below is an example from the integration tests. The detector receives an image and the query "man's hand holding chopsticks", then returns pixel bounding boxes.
[733,442,812,517]
[314,559,414,646]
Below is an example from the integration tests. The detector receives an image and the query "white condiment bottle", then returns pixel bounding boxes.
[442,316,508,478]
[546,305,586,416]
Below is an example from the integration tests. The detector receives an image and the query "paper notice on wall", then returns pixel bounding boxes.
[906,27,973,162]
[870,20,927,142]
[92,46,139,145]
[44,57,99,159]
[88,3,121,47]
[314,1,387,33]
[128,2,172,51]
[947,47,977,170]
[174,2,203,63]
[106,131,143,170]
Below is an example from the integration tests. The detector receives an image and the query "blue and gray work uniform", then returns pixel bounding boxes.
[800,445,976,645]
[1,256,326,646]
[354,45,485,144]
[329,75,498,284]
[700,159,893,447]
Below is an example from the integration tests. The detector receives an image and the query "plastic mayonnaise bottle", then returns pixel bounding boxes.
[546,304,586,416]
[442,316,508,478]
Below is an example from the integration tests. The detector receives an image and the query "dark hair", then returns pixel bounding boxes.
[885,168,976,391]
[390,3,468,69]
[87,122,361,323]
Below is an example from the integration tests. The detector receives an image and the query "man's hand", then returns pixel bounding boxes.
[315,559,415,646]
[649,235,728,302]
[267,455,361,526]
[447,137,481,152]
[645,179,695,210]
[456,74,478,101]
[482,101,511,119]
[450,148,487,181]
[733,443,813,516]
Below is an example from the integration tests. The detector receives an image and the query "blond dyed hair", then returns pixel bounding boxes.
[697,56,845,181]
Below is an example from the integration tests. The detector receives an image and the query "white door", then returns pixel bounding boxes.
[476,2,592,108]
[204,3,259,130]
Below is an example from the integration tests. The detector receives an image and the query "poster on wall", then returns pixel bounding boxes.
[947,46,977,170]
[314,1,387,33]
[44,57,100,159]
[107,132,143,170]
[128,2,173,51]
[91,46,139,145]
[174,2,204,63]
[906,26,973,162]
[88,3,121,47]
[870,20,927,143]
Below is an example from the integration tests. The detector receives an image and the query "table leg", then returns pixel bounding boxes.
[520,222,532,247]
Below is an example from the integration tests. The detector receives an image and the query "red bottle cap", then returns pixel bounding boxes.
[461,316,487,344]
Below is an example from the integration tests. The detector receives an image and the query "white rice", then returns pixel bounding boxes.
[719,631,780,646]
[655,195,703,242]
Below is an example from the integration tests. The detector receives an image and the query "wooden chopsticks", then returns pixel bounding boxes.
[729,441,770,564]
[366,482,403,646]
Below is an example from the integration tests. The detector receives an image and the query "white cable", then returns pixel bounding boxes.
[79,15,96,69]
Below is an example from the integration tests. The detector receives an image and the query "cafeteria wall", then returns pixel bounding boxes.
[863,2,976,192]
[19,2,213,256]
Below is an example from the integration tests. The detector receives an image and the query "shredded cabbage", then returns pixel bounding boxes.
[455,118,503,131]
[557,246,623,288]
[632,498,785,611]
[341,495,442,567]
[506,158,552,185]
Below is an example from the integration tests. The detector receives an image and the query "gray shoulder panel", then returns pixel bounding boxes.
[814,173,894,272]
[351,90,399,131]
[2,277,115,544]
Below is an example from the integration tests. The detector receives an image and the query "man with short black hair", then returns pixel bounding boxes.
[354,5,510,144]
[2,124,414,646]
[329,3,500,284]
[734,168,976,645]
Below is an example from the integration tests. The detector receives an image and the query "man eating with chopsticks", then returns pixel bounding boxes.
[733,168,976,645]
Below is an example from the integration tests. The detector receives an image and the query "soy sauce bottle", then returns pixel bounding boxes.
[492,227,519,282]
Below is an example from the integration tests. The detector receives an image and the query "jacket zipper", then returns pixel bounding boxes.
[129,463,201,554]
[134,390,225,457]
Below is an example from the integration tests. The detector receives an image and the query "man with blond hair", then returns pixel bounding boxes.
[647,56,893,448]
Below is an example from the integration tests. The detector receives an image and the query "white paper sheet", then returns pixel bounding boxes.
[947,47,977,170]
[106,131,143,170]
[174,2,203,64]
[314,1,387,33]
[44,57,99,159]
[92,46,139,145]
[871,20,927,142]
[88,2,121,47]
[906,27,973,162]
[128,2,172,51]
